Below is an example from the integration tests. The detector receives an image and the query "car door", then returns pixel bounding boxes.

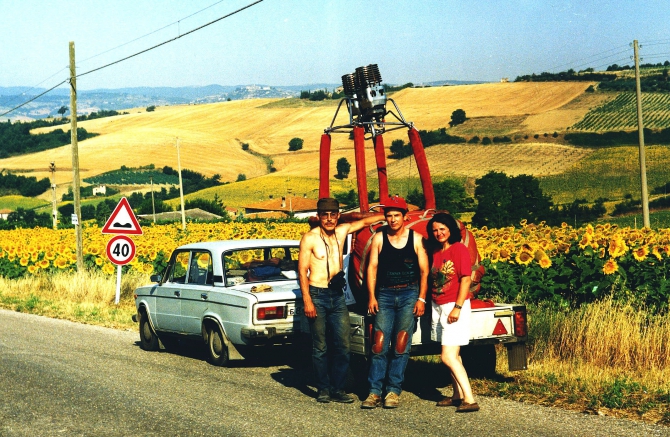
[179,250,214,335]
[154,250,190,332]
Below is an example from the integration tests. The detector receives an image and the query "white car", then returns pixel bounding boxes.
[133,239,303,366]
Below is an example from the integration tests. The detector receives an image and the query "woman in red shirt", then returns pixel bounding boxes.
[427,212,479,412]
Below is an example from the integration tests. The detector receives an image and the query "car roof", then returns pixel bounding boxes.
[177,239,300,253]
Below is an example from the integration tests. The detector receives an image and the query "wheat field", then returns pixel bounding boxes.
[0,82,599,193]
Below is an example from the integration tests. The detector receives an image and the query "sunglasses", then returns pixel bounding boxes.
[318,212,339,219]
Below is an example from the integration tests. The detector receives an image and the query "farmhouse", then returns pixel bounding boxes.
[0,209,12,220]
[244,196,318,219]
[92,185,106,196]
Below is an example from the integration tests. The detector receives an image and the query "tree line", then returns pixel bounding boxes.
[0,119,96,159]
[0,172,50,197]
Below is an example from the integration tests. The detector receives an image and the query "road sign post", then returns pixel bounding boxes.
[102,198,142,305]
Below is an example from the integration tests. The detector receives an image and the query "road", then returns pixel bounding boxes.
[1,308,668,437]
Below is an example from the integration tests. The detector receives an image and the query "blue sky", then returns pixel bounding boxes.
[2,0,670,90]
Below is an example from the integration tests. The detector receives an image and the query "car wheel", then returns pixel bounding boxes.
[207,325,229,366]
[139,310,160,351]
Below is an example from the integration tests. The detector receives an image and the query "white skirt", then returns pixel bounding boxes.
[431,299,471,346]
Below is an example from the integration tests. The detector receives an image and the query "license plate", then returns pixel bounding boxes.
[289,305,303,316]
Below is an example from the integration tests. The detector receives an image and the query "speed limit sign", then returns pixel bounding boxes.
[106,235,136,266]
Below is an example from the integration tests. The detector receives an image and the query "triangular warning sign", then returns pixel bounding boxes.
[492,319,508,336]
[102,197,143,235]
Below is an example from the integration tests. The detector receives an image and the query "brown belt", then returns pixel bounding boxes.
[383,282,418,289]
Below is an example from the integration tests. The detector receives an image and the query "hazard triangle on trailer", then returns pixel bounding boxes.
[102,197,143,235]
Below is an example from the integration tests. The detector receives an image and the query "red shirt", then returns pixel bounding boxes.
[431,242,471,305]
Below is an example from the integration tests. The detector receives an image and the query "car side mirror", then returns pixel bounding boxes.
[150,274,162,283]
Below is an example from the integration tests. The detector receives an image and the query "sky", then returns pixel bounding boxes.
[2,0,670,91]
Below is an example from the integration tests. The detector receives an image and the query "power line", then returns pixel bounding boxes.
[78,0,228,65]
[547,44,630,73]
[78,0,263,79]
[1,0,264,118]
[0,80,68,118]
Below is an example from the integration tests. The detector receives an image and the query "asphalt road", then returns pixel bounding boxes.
[1,308,668,437]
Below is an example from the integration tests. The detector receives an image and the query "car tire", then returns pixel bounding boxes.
[139,310,160,351]
[207,325,229,366]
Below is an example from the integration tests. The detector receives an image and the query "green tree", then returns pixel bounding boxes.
[406,179,468,215]
[472,171,512,228]
[288,137,304,151]
[473,171,552,227]
[236,174,246,182]
[335,157,351,179]
[449,108,467,127]
[146,105,156,112]
[57,106,68,118]
[334,189,358,209]
[389,139,411,159]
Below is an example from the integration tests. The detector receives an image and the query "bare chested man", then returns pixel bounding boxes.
[298,197,382,403]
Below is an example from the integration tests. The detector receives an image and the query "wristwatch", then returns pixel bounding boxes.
[454,303,462,309]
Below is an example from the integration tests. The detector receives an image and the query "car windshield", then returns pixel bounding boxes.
[222,246,299,286]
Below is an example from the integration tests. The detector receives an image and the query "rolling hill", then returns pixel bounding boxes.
[3,81,670,210]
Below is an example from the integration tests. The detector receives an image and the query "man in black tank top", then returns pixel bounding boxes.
[361,196,429,409]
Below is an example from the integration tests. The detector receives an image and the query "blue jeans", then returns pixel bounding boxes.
[307,286,351,392]
[368,287,418,396]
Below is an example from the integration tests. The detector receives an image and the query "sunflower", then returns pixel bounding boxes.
[633,246,649,262]
[489,250,500,263]
[27,265,38,274]
[54,256,68,269]
[19,257,29,267]
[652,246,663,261]
[538,256,552,269]
[603,259,618,275]
[515,251,533,265]
[499,248,511,261]
[39,259,50,269]
[608,237,628,259]
[578,233,592,250]
[556,242,571,254]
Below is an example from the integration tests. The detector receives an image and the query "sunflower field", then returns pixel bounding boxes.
[0,222,309,281]
[475,220,670,311]
[1,220,669,312]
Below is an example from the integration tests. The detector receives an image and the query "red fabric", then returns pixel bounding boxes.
[353,126,369,211]
[407,128,435,209]
[319,134,331,199]
[373,135,389,203]
[430,242,471,305]
[470,298,495,309]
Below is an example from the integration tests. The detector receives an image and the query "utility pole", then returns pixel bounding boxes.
[150,176,156,223]
[69,41,84,270]
[50,161,57,230]
[633,39,650,228]
[176,138,186,230]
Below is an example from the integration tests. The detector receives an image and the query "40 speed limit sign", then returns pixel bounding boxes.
[106,235,136,266]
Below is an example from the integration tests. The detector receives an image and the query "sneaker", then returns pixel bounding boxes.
[436,397,462,407]
[316,389,330,403]
[360,393,381,409]
[330,390,355,403]
[456,401,480,412]
[383,392,400,409]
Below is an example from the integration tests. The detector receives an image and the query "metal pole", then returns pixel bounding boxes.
[50,161,57,230]
[69,41,84,270]
[150,176,156,223]
[176,138,186,230]
[633,40,650,228]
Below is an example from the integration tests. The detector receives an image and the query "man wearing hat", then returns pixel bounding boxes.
[298,197,383,403]
[361,195,429,409]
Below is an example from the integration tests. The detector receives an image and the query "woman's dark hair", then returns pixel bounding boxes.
[427,212,461,249]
